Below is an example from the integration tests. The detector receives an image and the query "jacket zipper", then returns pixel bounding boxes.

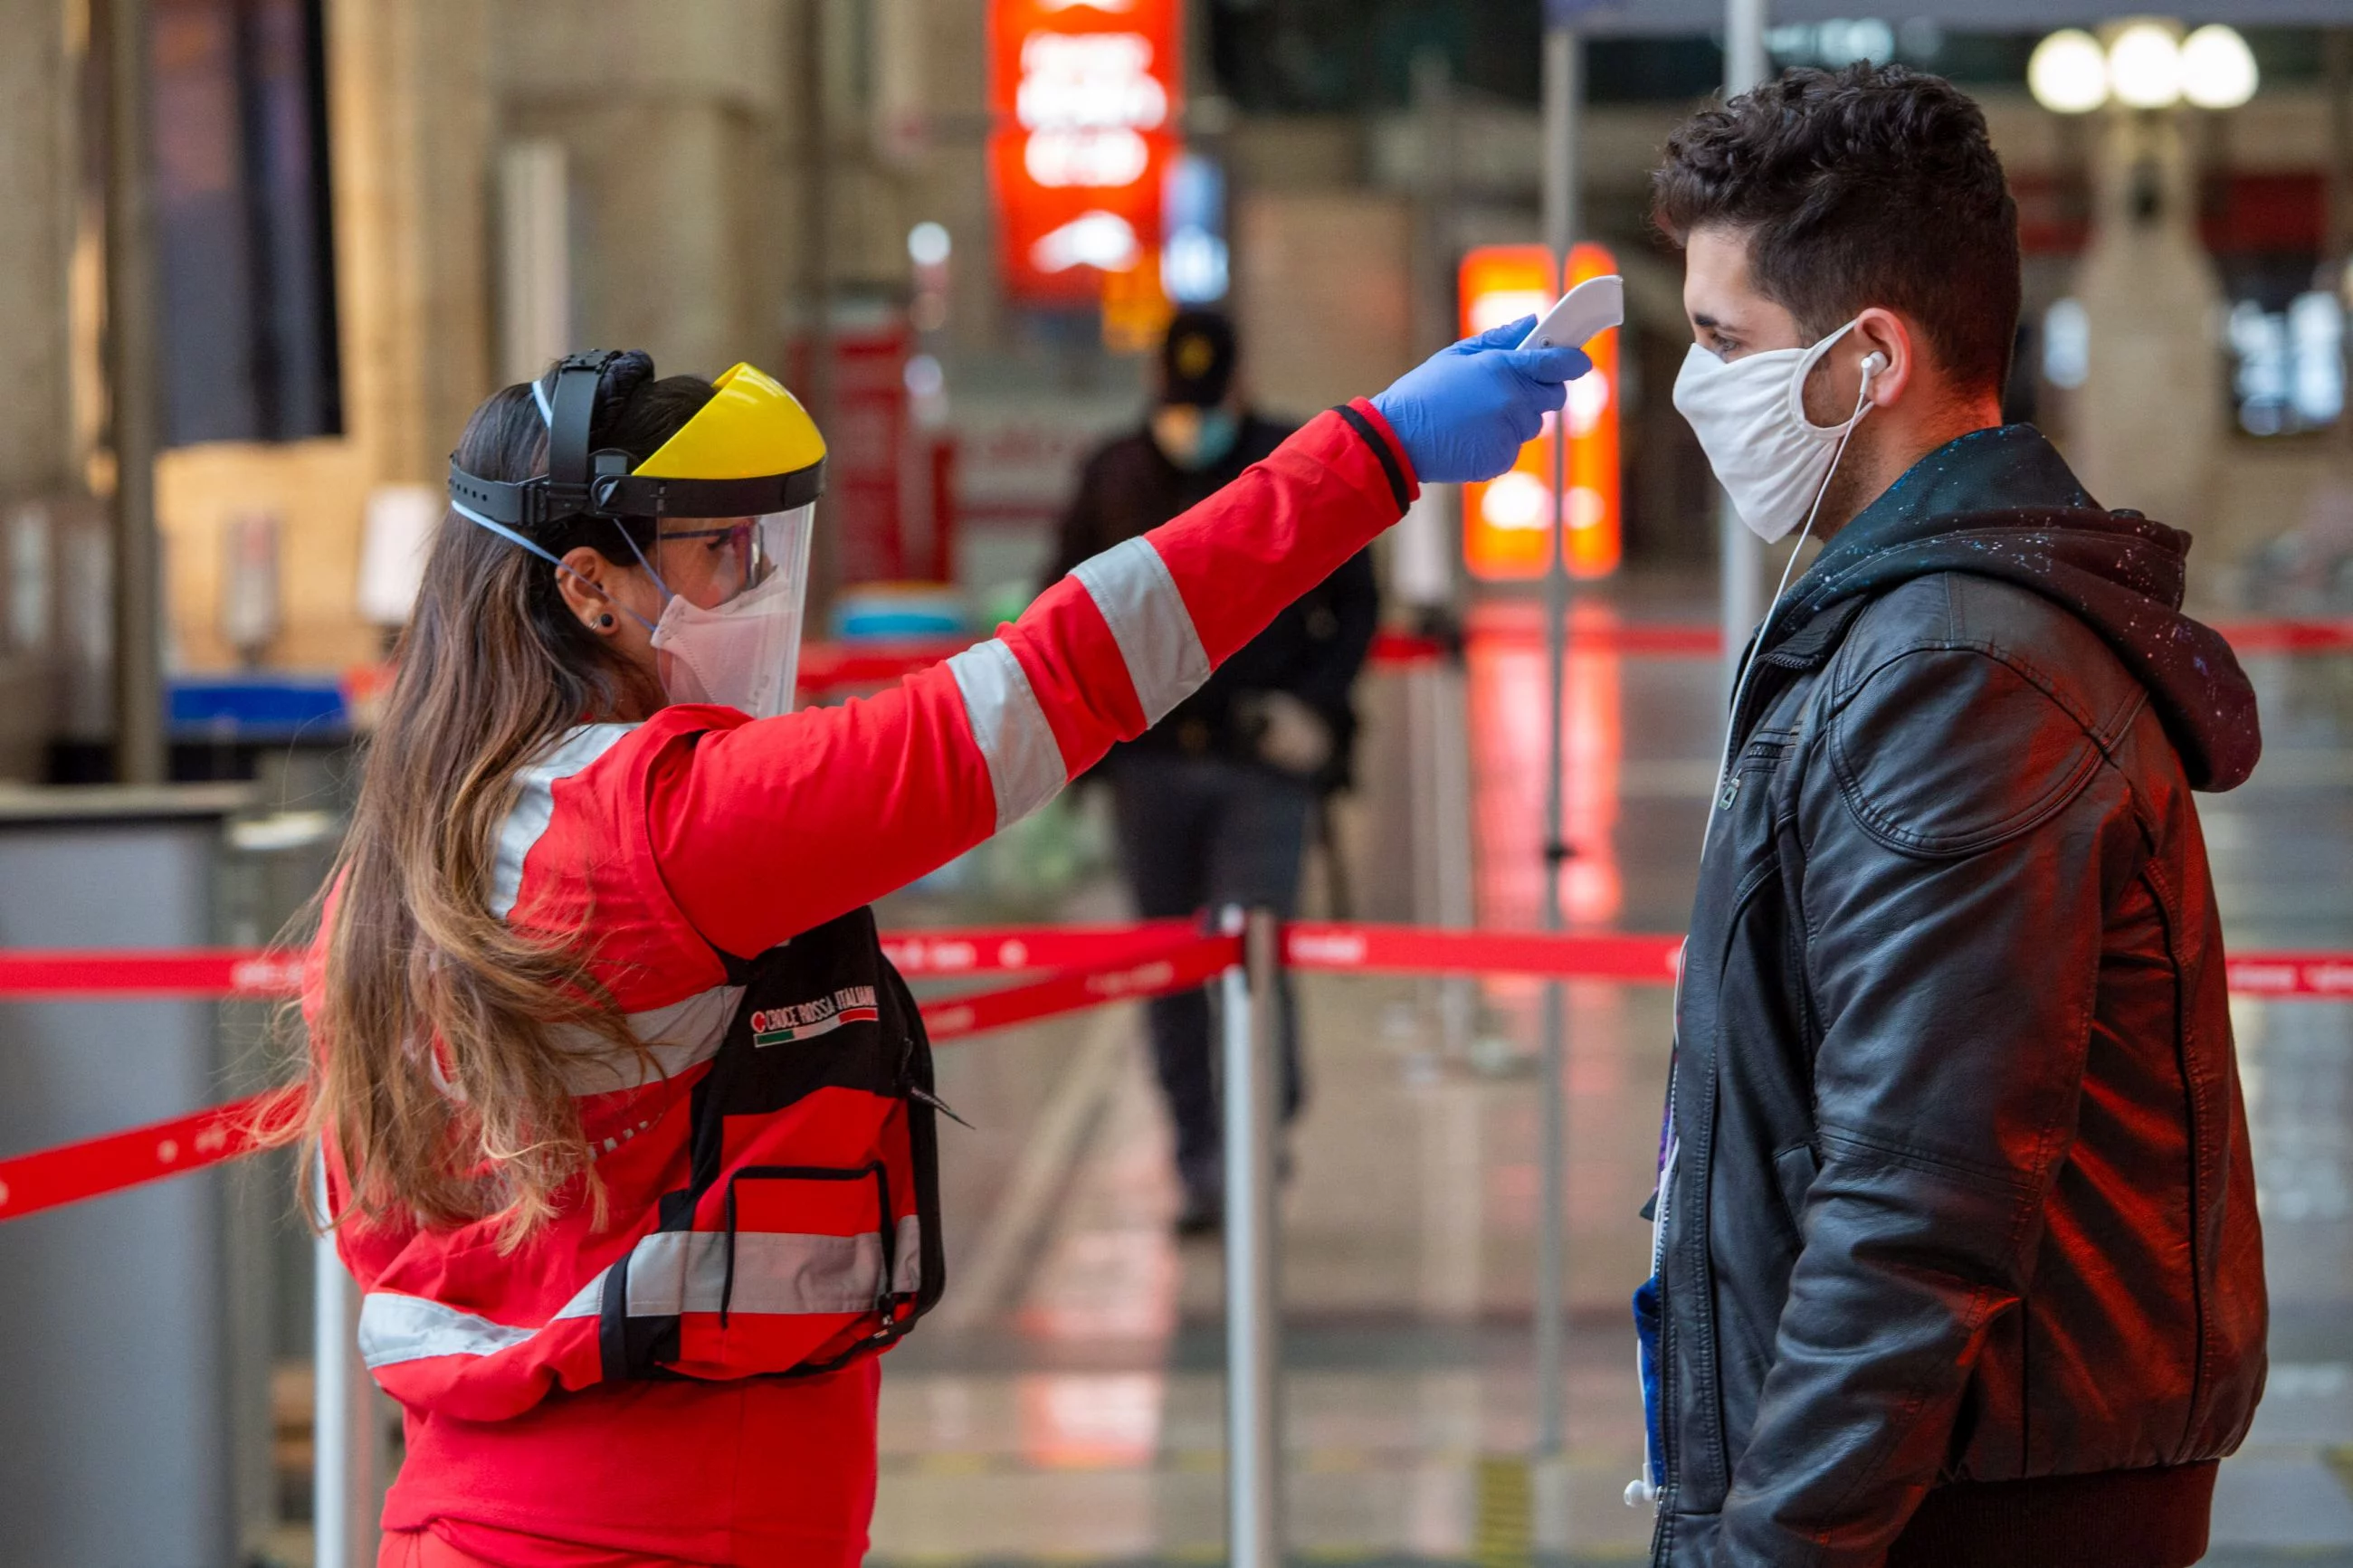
[1653,1176,1681,1561]
[897,1033,973,1126]
[907,1083,972,1127]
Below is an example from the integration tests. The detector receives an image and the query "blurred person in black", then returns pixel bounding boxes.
[1046,309,1379,1233]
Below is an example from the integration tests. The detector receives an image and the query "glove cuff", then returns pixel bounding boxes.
[1336,399,1415,510]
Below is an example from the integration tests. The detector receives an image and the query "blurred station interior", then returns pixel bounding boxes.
[2,0,2353,1564]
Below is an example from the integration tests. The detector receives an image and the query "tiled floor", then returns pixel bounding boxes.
[865,624,2353,1566]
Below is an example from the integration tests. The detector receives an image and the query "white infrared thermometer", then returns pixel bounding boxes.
[1523,274,1624,349]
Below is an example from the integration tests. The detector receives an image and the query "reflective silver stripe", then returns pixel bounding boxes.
[1070,536,1210,727]
[948,638,1065,831]
[356,1218,924,1369]
[490,723,637,919]
[623,1217,924,1316]
[357,1288,589,1370]
[553,983,747,1097]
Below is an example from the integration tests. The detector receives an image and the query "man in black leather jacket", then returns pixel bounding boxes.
[1635,65,2266,1568]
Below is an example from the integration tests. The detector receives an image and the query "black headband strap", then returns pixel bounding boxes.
[545,352,619,508]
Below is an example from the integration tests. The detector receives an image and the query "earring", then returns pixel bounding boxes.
[595,613,614,630]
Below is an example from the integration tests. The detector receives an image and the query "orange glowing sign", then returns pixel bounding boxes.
[1458,242,1622,581]
[988,0,1181,304]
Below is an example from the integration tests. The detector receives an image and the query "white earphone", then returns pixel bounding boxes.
[1856,349,1889,410]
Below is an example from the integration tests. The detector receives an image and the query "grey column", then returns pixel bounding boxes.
[1718,0,1770,699]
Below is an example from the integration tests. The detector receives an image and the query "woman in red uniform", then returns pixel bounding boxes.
[298,332,1583,1568]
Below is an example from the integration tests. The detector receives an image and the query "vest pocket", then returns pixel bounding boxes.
[606,1161,914,1381]
[719,1163,900,1325]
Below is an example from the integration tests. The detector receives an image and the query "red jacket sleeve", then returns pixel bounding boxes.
[648,402,1415,959]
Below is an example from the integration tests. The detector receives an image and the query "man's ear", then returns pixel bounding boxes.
[1852,308,1916,410]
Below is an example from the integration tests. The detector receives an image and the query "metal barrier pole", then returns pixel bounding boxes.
[314,1172,376,1567]
[1221,906,1282,1567]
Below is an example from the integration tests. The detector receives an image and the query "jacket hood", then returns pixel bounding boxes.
[1767,429,2261,792]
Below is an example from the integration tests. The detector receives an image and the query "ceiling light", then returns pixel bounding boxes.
[907,222,952,268]
[2180,24,2257,109]
[2028,29,2109,114]
[2107,22,2185,111]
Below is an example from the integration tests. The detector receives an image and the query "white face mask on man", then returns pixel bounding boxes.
[1671,318,1880,545]
[1673,318,1885,841]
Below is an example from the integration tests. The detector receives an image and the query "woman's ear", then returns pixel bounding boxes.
[556,546,621,634]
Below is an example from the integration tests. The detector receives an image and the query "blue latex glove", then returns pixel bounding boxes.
[1369,318,1593,485]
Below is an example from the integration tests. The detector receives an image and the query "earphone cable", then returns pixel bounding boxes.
[1700,357,1881,848]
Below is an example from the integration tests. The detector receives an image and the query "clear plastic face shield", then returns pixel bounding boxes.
[631,506,815,717]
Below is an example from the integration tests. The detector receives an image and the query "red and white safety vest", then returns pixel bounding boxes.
[317,404,1416,1563]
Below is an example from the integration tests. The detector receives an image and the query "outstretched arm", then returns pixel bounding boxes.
[650,325,1586,959]
[648,404,1407,957]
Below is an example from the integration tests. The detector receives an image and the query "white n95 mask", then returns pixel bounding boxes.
[641,507,815,719]
[1672,319,1872,544]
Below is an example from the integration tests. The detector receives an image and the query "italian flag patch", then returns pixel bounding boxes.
[750,986,881,1048]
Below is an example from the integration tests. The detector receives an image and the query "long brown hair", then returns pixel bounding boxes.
[290,353,714,1245]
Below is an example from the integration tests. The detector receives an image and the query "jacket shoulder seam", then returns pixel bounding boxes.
[1826,640,2130,859]
[1830,574,2149,737]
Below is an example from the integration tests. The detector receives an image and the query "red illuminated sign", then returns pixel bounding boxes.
[1458,242,1622,581]
[988,0,1181,304]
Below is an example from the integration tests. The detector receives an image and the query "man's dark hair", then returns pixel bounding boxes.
[1652,62,2020,395]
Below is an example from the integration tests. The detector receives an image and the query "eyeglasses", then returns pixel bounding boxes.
[657,519,771,587]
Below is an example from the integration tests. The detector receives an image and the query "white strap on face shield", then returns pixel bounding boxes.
[450,499,661,634]
[615,525,676,611]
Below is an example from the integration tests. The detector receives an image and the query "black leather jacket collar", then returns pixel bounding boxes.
[1766,425,2259,791]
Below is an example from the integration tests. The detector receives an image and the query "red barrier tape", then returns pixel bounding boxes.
[6,923,2349,1001]
[1285,922,1685,984]
[0,926,1204,999]
[881,919,1200,977]
[795,638,971,691]
[0,949,306,999]
[0,931,1240,1226]
[2211,620,2353,656]
[706,618,2353,699]
[2220,954,2353,998]
[1287,922,2353,999]
[921,932,1240,1041]
[792,632,1451,694]
[0,1092,280,1224]
[7,920,2351,1224]
[1448,619,2353,662]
